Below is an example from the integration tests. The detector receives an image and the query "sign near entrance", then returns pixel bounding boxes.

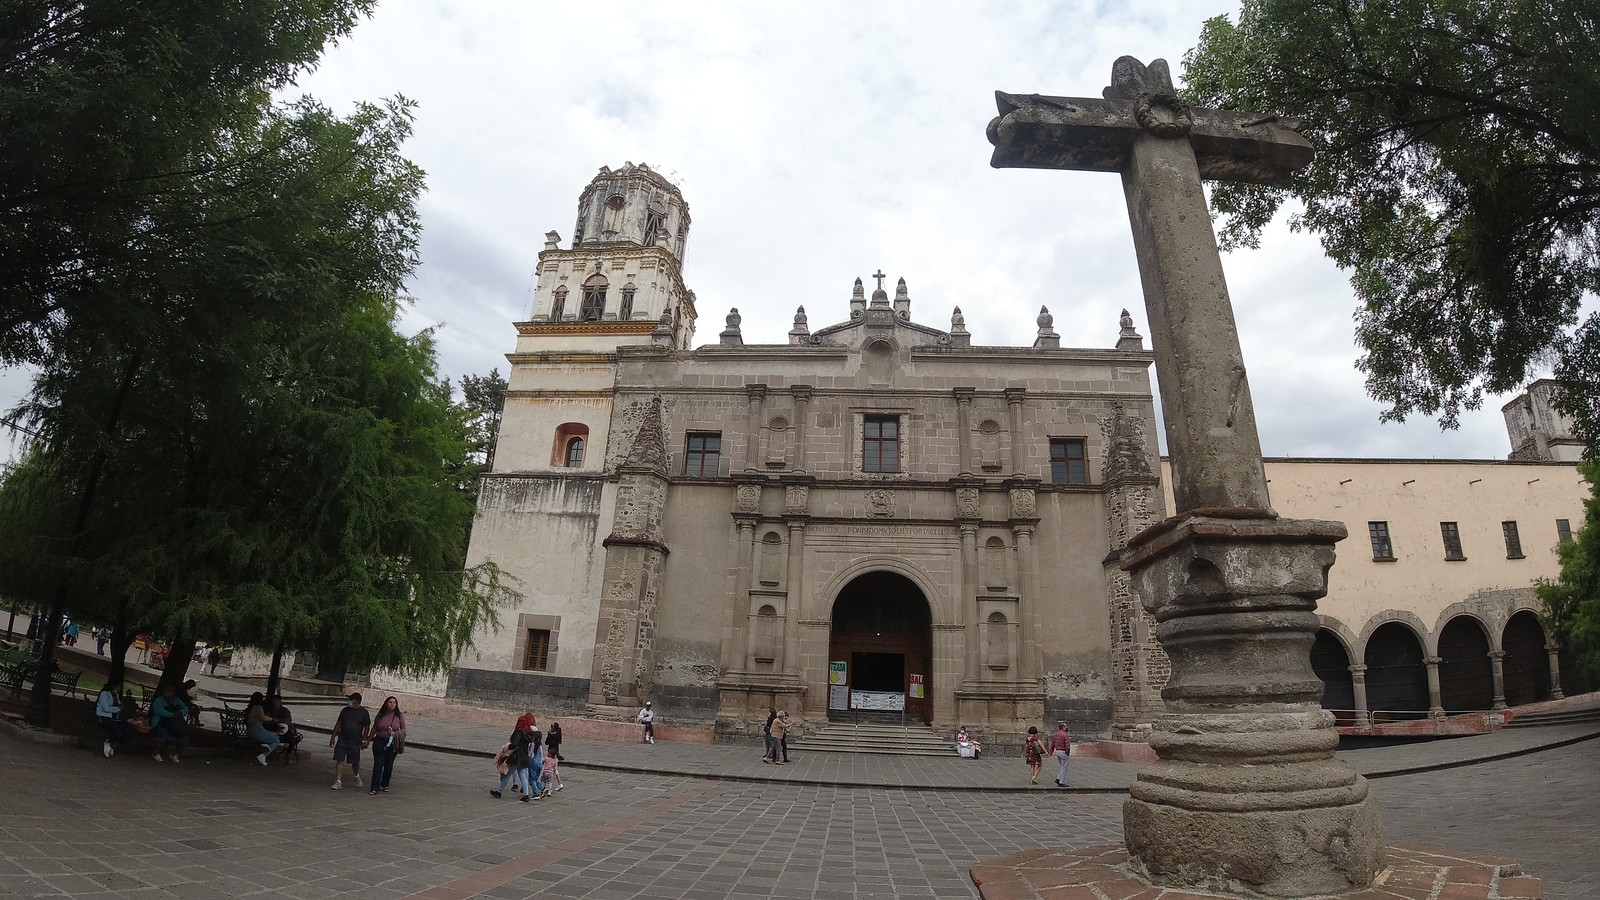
[829,660,847,685]
[850,690,906,711]
[909,674,924,699]
[829,684,849,710]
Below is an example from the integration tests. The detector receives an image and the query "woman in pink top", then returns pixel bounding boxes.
[369,696,407,795]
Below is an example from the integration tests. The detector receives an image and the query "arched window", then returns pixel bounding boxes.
[620,284,636,320]
[581,275,607,321]
[550,286,568,321]
[551,423,590,468]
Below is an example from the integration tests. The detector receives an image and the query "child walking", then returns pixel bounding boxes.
[540,748,563,796]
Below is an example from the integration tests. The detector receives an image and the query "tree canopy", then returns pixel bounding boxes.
[1183,0,1600,450]
[0,0,377,363]
[0,4,518,704]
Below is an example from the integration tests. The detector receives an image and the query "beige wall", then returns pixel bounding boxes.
[1161,457,1585,652]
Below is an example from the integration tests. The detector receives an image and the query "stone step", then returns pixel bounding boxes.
[1504,708,1600,728]
[792,722,964,757]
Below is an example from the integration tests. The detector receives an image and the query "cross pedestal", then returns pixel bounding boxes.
[987,56,1386,896]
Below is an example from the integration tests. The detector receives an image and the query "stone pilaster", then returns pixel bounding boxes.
[1121,513,1383,898]
[589,398,673,710]
[1101,403,1167,742]
[1349,664,1370,727]
[1546,643,1565,700]
[1490,650,1508,710]
[1424,656,1445,718]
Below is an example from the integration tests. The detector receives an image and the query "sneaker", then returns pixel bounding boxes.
[519,795,530,802]
[553,785,562,792]
[542,790,552,798]
[256,751,269,766]
[368,789,379,795]
[169,755,179,764]
[332,780,342,790]
[103,740,113,758]
[353,775,363,787]
[153,752,164,762]
[510,783,520,793]
[489,790,502,799]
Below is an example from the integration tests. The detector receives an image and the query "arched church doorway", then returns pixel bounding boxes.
[828,571,933,723]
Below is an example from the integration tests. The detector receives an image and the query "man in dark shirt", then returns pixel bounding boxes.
[329,692,371,790]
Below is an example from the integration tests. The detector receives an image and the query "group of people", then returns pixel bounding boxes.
[762,708,792,764]
[491,714,565,801]
[93,678,207,762]
[327,692,408,795]
[1023,722,1073,786]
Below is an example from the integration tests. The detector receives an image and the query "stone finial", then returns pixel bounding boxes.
[1034,305,1060,350]
[1117,307,1145,351]
[719,308,743,346]
[850,277,866,319]
[949,306,971,348]
[543,230,561,250]
[789,306,811,345]
[651,308,674,345]
[892,277,910,320]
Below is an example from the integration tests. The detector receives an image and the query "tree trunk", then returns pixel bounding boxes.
[157,637,196,694]
[108,621,136,688]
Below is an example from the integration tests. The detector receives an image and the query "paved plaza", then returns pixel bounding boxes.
[1,706,1597,900]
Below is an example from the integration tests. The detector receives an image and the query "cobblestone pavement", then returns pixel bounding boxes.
[1,720,1595,899]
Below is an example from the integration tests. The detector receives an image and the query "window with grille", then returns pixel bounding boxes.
[1502,521,1524,559]
[1368,521,1395,560]
[524,629,551,671]
[1049,438,1088,484]
[1557,519,1573,543]
[550,287,568,321]
[862,415,900,473]
[1440,522,1465,560]
[685,432,722,477]
[620,286,636,320]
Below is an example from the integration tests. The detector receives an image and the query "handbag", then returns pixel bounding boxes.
[393,731,406,755]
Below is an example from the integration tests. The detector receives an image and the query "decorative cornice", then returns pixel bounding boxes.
[516,321,658,337]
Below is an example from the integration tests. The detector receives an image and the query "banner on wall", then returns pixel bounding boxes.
[829,660,847,685]
[909,674,924,698]
[829,684,849,710]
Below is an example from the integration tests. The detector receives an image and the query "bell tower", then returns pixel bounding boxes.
[521,162,696,349]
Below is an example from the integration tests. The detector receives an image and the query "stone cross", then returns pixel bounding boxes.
[871,269,887,291]
[989,58,1383,898]
[988,56,1310,516]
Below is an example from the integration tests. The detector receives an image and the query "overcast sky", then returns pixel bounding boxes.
[1,1,1553,461]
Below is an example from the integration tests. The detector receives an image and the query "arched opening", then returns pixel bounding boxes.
[1502,611,1551,706]
[581,274,607,321]
[828,571,932,723]
[550,423,590,468]
[1437,616,1494,713]
[1310,629,1354,725]
[1364,622,1429,721]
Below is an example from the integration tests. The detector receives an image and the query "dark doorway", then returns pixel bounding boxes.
[1364,622,1429,721]
[1501,611,1551,706]
[1310,630,1355,725]
[1437,616,1494,713]
[829,571,932,723]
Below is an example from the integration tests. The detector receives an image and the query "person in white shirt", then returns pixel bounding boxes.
[637,701,655,744]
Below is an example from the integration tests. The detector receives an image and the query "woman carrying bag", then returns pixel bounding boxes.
[368,696,407,795]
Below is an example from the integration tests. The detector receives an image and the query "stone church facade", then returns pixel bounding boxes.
[450,163,1170,742]
[437,163,1590,743]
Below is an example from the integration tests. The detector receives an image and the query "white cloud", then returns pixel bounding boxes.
[2,2,1536,462]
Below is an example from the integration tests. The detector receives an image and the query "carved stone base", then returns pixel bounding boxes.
[1120,512,1383,897]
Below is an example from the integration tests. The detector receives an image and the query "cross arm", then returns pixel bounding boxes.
[986,91,1314,186]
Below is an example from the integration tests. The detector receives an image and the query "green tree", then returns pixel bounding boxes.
[1538,462,1600,675]
[455,368,508,485]
[0,1,377,363]
[1183,0,1600,448]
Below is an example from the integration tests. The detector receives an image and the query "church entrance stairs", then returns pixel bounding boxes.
[789,721,954,757]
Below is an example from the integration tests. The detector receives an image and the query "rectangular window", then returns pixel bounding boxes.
[684,431,721,477]
[1557,519,1573,543]
[1049,438,1088,484]
[862,415,900,473]
[524,629,551,671]
[1440,522,1465,560]
[1368,521,1394,560]
[1502,521,1524,559]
